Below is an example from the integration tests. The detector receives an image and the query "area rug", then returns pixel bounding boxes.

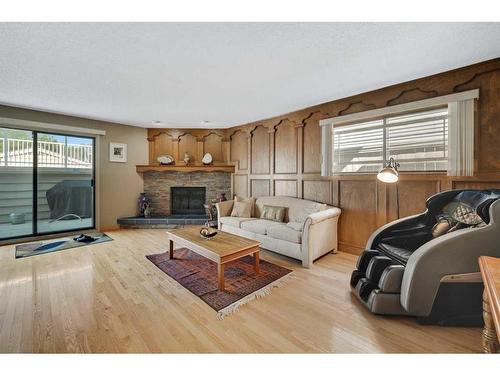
[15,232,113,259]
[146,248,293,319]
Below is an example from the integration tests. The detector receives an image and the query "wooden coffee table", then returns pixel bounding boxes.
[166,227,261,291]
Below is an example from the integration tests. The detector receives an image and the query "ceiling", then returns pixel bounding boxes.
[0,23,499,129]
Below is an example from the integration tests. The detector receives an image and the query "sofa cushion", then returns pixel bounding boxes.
[254,196,327,222]
[240,219,273,235]
[230,201,252,218]
[267,223,302,244]
[286,221,304,231]
[219,216,255,228]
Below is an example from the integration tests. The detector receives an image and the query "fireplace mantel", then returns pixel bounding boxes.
[136,164,235,173]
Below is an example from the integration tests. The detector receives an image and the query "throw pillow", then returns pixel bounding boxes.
[260,205,287,222]
[230,201,252,218]
[235,196,256,217]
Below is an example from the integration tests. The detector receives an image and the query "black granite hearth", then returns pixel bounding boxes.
[118,214,211,227]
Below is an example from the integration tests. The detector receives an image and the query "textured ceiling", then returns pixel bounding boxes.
[0,23,499,128]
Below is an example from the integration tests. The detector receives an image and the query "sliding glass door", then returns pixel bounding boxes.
[36,132,94,234]
[0,127,34,239]
[0,127,95,241]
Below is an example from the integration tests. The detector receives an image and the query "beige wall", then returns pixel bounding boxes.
[0,105,148,230]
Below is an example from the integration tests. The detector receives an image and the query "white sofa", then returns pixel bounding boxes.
[216,196,341,267]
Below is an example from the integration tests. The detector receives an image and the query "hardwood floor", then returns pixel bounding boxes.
[0,229,481,353]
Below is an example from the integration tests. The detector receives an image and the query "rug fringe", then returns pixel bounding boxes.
[216,272,295,320]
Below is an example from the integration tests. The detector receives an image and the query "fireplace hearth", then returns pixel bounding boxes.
[171,187,206,215]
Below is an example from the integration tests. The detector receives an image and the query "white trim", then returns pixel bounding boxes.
[0,117,106,136]
[320,125,332,177]
[447,99,475,176]
[94,136,101,231]
[319,89,479,127]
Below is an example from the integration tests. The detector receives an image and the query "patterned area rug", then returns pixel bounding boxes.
[146,248,293,319]
[15,232,113,259]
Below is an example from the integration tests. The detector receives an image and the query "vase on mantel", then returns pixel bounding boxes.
[219,193,227,202]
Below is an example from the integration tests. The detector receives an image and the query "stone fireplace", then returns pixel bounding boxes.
[143,171,232,216]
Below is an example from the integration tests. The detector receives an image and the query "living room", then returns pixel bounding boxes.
[1,2,500,373]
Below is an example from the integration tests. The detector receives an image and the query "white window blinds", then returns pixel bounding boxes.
[331,108,448,174]
[332,119,384,173]
[385,108,448,172]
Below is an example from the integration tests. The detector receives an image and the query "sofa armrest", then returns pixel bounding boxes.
[301,207,341,267]
[306,207,341,225]
[216,200,234,220]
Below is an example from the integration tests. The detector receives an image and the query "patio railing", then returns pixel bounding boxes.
[0,138,93,168]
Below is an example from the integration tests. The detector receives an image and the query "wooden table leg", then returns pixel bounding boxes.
[482,289,499,353]
[218,263,225,291]
[253,251,260,274]
[169,240,174,260]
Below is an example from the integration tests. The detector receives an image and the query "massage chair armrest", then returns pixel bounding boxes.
[401,200,500,316]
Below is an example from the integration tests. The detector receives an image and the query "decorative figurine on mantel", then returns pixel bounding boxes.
[157,154,174,165]
[138,193,151,217]
[202,152,213,165]
[183,152,191,165]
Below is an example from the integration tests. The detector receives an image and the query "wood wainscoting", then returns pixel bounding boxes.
[146,58,500,255]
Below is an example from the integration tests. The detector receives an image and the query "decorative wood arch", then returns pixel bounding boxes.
[386,88,439,106]
[338,101,377,116]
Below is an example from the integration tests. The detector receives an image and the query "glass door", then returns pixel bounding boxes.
[0,127,35,240]
[36,132,95,234]
[0,127,95,241]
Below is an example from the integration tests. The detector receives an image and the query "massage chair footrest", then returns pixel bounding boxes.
[352,278,408,316]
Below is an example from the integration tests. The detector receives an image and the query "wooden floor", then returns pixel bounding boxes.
[0,229,482,353]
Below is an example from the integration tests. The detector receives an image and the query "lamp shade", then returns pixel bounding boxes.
[377,167,399,183]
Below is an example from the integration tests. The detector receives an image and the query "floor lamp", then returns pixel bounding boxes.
[377,157,400,219]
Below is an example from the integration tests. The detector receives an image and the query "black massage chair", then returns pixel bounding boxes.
[350,189,500,326]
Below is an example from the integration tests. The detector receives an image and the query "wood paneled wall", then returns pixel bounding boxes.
[147,129,230,164]
[147,58,500,255]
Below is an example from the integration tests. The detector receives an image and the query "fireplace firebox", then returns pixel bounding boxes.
[171,187,206,215]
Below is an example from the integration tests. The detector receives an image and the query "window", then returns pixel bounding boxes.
[331,108,448,174]
[332,118,384,173]
[320,89,477,177]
